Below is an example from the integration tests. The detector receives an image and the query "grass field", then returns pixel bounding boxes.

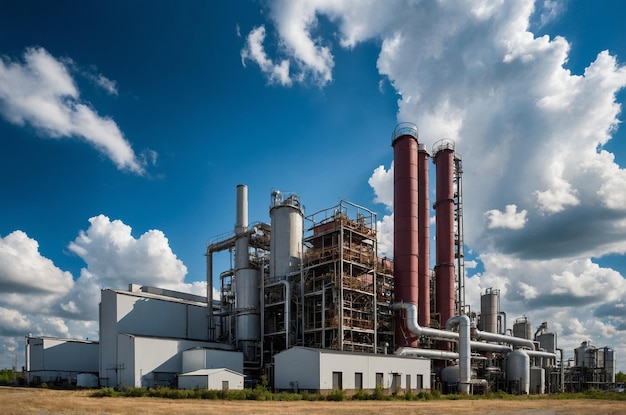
[2,387,626,415]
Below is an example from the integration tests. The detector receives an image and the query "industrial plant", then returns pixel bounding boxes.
[25,123,617,394]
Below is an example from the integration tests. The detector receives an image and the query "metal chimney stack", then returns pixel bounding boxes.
[417,143,431,328]
[433,140,456,330]
[392,123,419,348]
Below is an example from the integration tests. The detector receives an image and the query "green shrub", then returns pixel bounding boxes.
[91,387,117,397]
[371,386,387,400]
[326,388,347,401]
[352,389,369,400]
[404,390,416,401]
[274,392,303,401]
[300,390,324,401]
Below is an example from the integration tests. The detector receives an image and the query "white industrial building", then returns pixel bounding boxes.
[274,347,431,393]
[178,368,244,390]
[99,285,244,388]
[25,336,99,385]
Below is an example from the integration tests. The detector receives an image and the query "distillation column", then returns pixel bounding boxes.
[433,140,456,329]
[234,184,260,362]
[417,143,431,328]
[392,123,419,348]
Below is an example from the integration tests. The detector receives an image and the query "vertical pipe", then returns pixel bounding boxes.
[433,143,455,330]
[392,123,419,348]
[206,252,214,341]
[236,184,248,235]
[446,315,471,394]
[417,144,430,328]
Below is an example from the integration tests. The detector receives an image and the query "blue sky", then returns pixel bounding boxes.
[1,0,626,373]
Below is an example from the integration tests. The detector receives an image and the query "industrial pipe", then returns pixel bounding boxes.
[395,347,460,360]
[393,303,512,352]
[446,315,471,394]
[474,328,536,350]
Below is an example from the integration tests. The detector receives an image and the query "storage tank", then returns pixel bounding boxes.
[269,190,304,280]
[513,317,533,340]
[530,367,545,395]
[603,347,616,383]
[507,349,530,394]
[479,288,499,333]
[575,341,596,368]
[441,365,460,384]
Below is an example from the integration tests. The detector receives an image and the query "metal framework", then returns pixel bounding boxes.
[301,200,393,353]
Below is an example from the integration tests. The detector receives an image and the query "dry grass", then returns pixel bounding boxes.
[2,387,626,415]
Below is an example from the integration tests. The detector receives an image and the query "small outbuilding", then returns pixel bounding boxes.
[178,368,244,390]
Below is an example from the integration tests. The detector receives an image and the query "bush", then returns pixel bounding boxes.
[274,392,303,401]
[371,386,387,400]
[352,389,369,400]
[91,387,117,397]
[301,390,324,401]
[246,383,273,401]
[326,388,347,401]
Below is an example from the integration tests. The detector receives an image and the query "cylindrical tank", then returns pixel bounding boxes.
[507,349,530,394]
[479,288,499,333]
[441,365,460,384]
[392,123,419,348]
[433,140,455,329]
[417,144,431,327]
[530,367,545,395]
[270,190,304,280]
[513,317,533,340]
[575,341,596,368]
[603,347,616,383]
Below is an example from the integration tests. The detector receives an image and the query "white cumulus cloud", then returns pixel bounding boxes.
[485,205,528,229]
[0,47,149,174]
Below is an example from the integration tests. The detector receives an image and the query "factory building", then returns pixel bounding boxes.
[24,123,618,394]
[25,336,98,386]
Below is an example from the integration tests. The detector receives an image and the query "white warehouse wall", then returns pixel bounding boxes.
[275,347,431,392]
[182,348,244,374]
[26,337,98,384]
[114,335,223,388]
[99,288,211,384]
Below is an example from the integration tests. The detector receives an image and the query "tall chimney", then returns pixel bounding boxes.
[392,123,419,348]
[433,141,456,331]
[417,144,431,328]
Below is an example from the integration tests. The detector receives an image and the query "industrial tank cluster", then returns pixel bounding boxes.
[201,123,616,394]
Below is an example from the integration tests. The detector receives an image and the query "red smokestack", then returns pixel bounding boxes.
[433,141,456,330]
[417,144,430,328]
[392,123,419,348]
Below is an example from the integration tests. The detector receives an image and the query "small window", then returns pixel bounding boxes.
[355,372,363,389]
[406,374,412,391]
[222,380,229,390]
